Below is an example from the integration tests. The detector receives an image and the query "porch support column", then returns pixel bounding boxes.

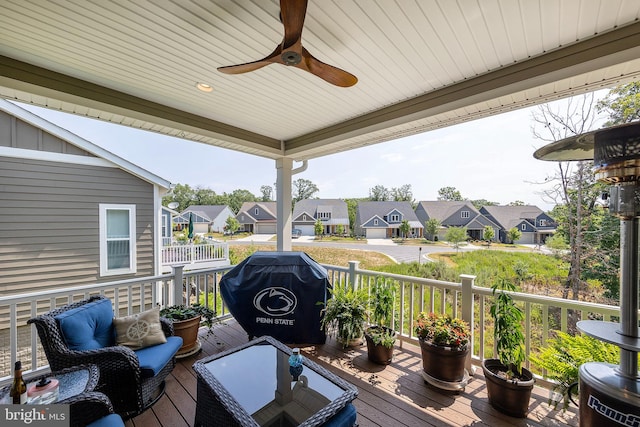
[276,157,293,251]
[460,274,477,375]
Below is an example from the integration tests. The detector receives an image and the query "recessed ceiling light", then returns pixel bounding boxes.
[196,82,213,93]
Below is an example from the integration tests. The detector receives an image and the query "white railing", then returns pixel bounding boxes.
[162,242,229,265]
[0,260,623,390]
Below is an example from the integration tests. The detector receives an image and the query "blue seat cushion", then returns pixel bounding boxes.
[322,403,357,427]
[134,336,182,378]
[55,299,115,351]
[86,413,125,427]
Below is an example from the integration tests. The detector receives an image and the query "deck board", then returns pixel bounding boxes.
[125,320,579,427]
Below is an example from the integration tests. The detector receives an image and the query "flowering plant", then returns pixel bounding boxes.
[414,312,470,348]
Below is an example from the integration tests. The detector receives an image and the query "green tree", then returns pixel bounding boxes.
[506,227,522,244]
[336,224,345,236]
[399,219,410,240]
[445,226,467,250]
[483,226,495,246]
[437,186,463,201]
[225,189,257,213]
[163,183,195,211]
[260,185,273,202]
[508,200,525,206]
[225,216,240,236]
[192,187,219,205]
[596,82,640,125]
[293,178,319,203]
[532,93,602,300]
[545,233,569,257]
[425,218,441,241]
[391,184,413,204]
[314,219,324,239]
[369,185,390,201]
[471,199,498,210]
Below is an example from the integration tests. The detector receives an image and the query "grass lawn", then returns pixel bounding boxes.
[229,245,395,270]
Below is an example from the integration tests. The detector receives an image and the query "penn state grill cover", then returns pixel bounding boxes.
[220,251,330,344]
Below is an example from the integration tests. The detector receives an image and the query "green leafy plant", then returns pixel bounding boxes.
[319,285,368,347]
[366,278,396,349]
[414,311,470,348]
[490,278,525,378]
[160,303,217,334]
[530,331,619,410]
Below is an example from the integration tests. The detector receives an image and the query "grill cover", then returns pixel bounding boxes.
[220,251,329,344]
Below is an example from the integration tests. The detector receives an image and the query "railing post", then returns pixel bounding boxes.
[460,274,476,375]
[171,265,184,306]
[348,261,360,290]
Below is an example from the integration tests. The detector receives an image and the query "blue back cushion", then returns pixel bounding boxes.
[55,299,115,350]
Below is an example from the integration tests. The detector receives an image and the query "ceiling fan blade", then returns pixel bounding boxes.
[217,46,282,74]
[281,0,307,49]
[300,48,358,87]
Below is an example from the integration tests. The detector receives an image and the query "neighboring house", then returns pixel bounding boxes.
[236,202,278,234]
[173,210,211,235]
[161,206,179,245]
[415,201,500,241]
[292,199,350,236]
[0,100,172,296]
[480,205,557,244]
[181,205,235,233]
[355,201,423,239]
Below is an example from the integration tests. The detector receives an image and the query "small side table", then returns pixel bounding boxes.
[0,364,99,404]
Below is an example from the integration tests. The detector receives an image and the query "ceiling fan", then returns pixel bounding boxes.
[217,0,358,87]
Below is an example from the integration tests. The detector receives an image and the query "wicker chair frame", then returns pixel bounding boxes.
[28,295,177,419]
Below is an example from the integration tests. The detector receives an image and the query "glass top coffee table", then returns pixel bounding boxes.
[193,336,358,427]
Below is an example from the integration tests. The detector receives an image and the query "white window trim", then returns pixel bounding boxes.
[461,211,470,219]
[521,223,526,231]
[99,204,137,276]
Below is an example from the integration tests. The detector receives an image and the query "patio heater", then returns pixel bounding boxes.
[534,122,640,427]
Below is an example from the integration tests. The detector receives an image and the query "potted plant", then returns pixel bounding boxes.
[482,278,535,418]
[160,303,216,358]
[414,311,470,391]
[364,278,396,364]
[319,285,368,348]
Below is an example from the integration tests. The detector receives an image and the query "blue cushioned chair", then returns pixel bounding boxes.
[28,296,182,419]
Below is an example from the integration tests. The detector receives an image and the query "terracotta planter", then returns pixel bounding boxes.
[365,327,395,365]
[172,315,201,356]
[482,359,534,418]
[419,339,469,383]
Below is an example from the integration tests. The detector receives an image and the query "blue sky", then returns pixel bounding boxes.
[16,95,606,211]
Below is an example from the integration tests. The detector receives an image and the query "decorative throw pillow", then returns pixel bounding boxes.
[113,307,166,350]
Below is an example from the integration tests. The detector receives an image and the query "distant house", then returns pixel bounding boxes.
[173,210,211,235]
[480,205,556,244]
[292,199,350,236]
[236,202,278,234]
[0,100,172,296]
[355,201,423,239]
[415,201,500,241]
[161,206,179,245]
[174,205,235,234]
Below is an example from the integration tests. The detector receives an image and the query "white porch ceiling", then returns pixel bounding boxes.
[1,0,640,161]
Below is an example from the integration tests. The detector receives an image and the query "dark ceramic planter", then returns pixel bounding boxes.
[482,359,535,418]
[419,338,469,383]
[364,327,395,365]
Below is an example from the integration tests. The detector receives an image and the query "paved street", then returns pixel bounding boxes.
[228,235,479,264]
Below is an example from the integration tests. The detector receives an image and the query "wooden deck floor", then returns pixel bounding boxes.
[125,320,579,427]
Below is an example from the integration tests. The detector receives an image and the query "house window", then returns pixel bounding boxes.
[521,223,526,231]
[99,204,136,276]
[254,208,259,215]
[303,215,307,221]
[390,214,399,222]
[461,211,470,218]
[539,219,547,226]
[374,219,379,226]
[162,214,168,237]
